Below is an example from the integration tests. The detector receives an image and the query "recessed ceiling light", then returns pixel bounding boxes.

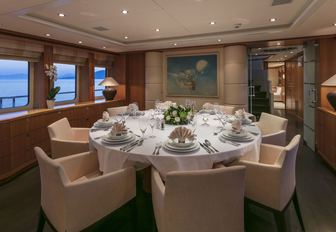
[217,39,222,42]
[121,10,128,15]
[173,43,177,46]
[155,28,160,32]
[284,55,287,58]
[258,47,262,50]
[78,41,83,44]
[102,46,106,49]
[255,53,258,56]
[210,21,215,25]
[334,23,336,26]
[290,51,294,54]
[45,33,51,37]
[124,36,128,39]
[270,18,276,22]
[58,13,65,17]
[277,42,281,46]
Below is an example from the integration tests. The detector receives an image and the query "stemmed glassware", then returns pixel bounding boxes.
[138,119,148,139]
[201,112,210,126]
[190,114,198,133]
[149,118,156,138]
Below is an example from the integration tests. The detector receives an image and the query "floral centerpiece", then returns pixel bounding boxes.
[163,104,193,125]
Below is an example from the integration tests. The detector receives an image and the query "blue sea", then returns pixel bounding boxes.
[0,78,104,109]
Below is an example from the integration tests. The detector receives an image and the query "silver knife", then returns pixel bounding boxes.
[199,142,211,153]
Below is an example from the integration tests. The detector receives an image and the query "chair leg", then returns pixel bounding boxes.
[244,199,250,231]
[293,190,305,231]
[37,208,45,232]
[273,210,287,232]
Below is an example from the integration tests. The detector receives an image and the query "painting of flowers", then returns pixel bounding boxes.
[166,53,218,97]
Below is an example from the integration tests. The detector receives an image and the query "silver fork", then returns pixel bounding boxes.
[155,143,162,155]
[152,145,158,155]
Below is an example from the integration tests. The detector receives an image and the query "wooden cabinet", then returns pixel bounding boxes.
[0,100,125,182]
[316,108,336,170]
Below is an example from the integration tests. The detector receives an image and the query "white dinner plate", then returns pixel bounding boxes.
[163,140,200,153]
[102,134,135,145]
[224,130,248,138]
[168,140,195,148]
[105,133,129,141]
[220,134,254,142]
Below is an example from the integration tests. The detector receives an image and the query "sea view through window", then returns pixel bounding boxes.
[0,59,29,109]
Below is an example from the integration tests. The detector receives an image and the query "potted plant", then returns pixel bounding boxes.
[46,86,60,109]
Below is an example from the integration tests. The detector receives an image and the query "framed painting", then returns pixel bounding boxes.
[165,53,218,97]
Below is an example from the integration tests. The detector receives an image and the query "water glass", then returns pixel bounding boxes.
[138,119,147,138]
[201,113,210,126]
[149,118,156,138]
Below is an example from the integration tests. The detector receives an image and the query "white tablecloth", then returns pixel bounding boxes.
[89,112,261,177]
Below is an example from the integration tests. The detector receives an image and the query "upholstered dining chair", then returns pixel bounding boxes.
[47,117,89,158]
[237,135,305,232]
[35,147,136,232]
[107,106,128,116]
[256,112,288,146]
[219,105,236,114]
[151,165,246,232]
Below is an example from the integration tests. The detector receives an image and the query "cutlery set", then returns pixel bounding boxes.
[120,139,144,152]
[199,140,219,154]
[152,143,162,155]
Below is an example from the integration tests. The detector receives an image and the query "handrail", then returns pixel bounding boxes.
[0,89,104,109]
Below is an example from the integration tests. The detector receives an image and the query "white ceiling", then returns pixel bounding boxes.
[0,0,335,52]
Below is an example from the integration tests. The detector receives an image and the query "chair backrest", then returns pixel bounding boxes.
[164,166,245,232]
[48,117,73,140]
[219,105,235,114]
[35,147,69,231]
[202,102,214,110]
[107,106,127,116]
[258,112,288,135]
[275,135,301,210]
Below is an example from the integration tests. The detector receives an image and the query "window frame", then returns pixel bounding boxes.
[54,63,79,106]
[94,66,107,100]
[0,58,33,113]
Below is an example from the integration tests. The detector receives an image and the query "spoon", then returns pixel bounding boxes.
[205,139,219,152]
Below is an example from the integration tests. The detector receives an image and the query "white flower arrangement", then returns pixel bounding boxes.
[45,64,58,82]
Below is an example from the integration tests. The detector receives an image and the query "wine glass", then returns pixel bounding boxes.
[120,112,129,125]
[149,118,156,138]
[190,115,198,133]
[201,112,210,126]
[138,119,147,138]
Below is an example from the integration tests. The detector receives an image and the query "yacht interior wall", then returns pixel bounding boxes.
[145,46,248,110]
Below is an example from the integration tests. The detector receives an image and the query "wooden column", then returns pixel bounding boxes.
[33,45,53,108]
[88,52,95,101]
[113,54,126,101]
[126,53,145,110]
[78,64,90,102]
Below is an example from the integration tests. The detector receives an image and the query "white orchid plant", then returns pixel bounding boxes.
[45,64,58,82]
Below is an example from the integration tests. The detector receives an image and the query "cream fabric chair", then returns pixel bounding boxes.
[48,118,89,158]
[256,112,288,146]
[35,147,136,232]
[237,135,305,232]
[107,106,128,116]
[219,105,236,114]
[151,165,246,232]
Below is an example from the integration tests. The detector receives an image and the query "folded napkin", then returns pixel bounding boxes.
[231,119,242,132]
[235,109,247,119]
[110,122,127,136]
[168,126,196,143]
[102,111,110,122]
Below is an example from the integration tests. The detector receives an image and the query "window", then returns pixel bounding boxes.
[0,59,29,110]
[94,66,106,98]
[54,63,77,102]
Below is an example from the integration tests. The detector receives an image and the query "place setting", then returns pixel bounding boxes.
[100,122,136,146]
[162,126,200,154]
[219,119,254,146]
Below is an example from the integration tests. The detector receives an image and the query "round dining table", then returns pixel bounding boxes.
[89,111,261,178]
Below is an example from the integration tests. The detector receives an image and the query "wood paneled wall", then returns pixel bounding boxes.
[316,37,336,170]
[285,57,304,119]
[126,52,145,110]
